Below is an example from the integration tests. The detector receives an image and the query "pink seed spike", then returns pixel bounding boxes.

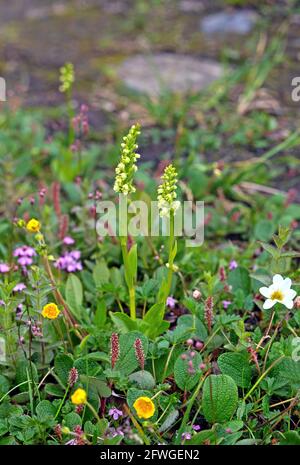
[111,333,120,369]
[134,338,145,370]
[204,296,214,333]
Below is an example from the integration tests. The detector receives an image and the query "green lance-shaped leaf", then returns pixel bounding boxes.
[65,273,83,319]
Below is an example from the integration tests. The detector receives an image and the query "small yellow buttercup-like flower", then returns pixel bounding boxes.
[26,218,41,233]
[133,396,155,419]
[42,303,60,320]
[71,388,87,405]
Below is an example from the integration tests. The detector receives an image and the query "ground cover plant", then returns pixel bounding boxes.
[0,0,300,447]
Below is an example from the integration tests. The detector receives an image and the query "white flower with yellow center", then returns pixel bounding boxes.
[259,274,297,310]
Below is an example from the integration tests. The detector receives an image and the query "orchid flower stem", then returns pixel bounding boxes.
[159,210,176,307]
[166,211,175,296]
[120,237,136,320]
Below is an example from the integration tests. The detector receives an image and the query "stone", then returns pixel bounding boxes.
[118,53,223,97]
[200,10,258,35]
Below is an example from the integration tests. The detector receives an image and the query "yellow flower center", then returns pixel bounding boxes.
[133,396,155,419]
[271,290,284,301]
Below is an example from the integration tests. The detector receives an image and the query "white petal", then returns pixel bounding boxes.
[259,286,271,298]
[263,299,276,309]
[286,289,297,300]
[282,298,294,310]
[273,274,284,286]
[282,278,292,290]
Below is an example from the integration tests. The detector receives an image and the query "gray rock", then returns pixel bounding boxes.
[118,54,223,97]
[201,10,258,35]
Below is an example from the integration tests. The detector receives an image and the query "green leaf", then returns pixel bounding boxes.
[154,346,182,383]
[110,312,138,333]
[65,274,83,318]
[54,353,74,387]
[158,410,179,433]
[129,370,156,390]
[115,331,148,376]
[174,351,202,391]
[279,431,300,445]
[11,392,30,403]
[44,383,64,398]
[36,400,56,422]
[254,220,275,242]
[0,375,10,397]
[93,260,110,287]
[188,429,216,445]
[143,303,169,339]
[228,267,251,295]
[277,357,300,383]
[0,419,8,437]
[64,412,82,429]
[177,315,208,341]
[94,299,107,328]
[75,358,101,377]
[202,374,238,424]
[80,376,111,398]
[218,352,252,388]
[15,360,38,392]
[127,244,138,284]
[259,242,279,259]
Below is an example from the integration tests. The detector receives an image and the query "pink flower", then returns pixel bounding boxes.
[192,424,201,431]
[166,296,177,309]
[13,246,36,257]
[109,407,123,421]
[63,236,75,245]
[0,263,9,273]
[222,300,232,309]
[181,432,192,441]
[229,260,238,270]
[13,283,27,292]
[54,251,82,272]
[18,257,33,267]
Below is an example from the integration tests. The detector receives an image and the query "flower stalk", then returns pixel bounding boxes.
[114,124,141,320]
[157,164,179,307]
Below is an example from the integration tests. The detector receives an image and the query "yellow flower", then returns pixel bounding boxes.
[133,396,155,419]
[26,218,41,233]
[71,388,87,405]
[42,303,60,320]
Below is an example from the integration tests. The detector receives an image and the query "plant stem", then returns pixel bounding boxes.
[243,355,285,401]
[120,237,136,320]
[175,373,208,445]
[55,386,69,420]
[124,404,150,445]
[42,255,84,339]
[166,211,175,296]
[86,401,103,427]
